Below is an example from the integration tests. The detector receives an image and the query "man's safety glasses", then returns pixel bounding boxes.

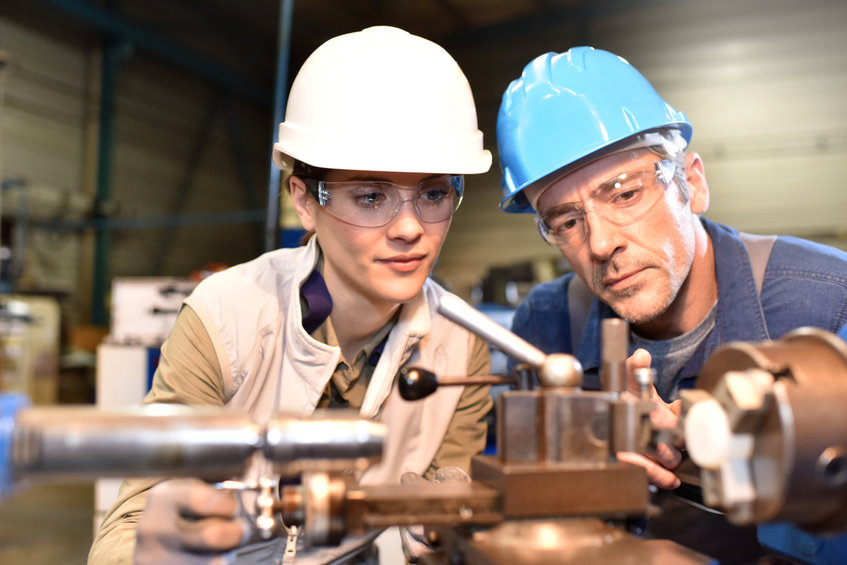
[304,175,463,228]
[535,159,677,248]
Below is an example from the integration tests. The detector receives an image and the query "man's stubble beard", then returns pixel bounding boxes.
[593,258,674,326]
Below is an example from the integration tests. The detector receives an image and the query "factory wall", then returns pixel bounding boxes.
[1,0,846,323]
[0,12,269,326]
[436,0,847,300]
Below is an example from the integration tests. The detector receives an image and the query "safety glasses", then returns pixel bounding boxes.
[304,175,463,228]
[535,159,677,248]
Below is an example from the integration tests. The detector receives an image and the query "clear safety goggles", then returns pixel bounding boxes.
[305,175,463,228]
[535,159,677,248]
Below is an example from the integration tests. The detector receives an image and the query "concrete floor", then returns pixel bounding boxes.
[0,482,94,564]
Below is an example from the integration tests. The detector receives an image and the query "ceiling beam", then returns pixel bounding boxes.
[32,0,270,102]
[438,0,669,50]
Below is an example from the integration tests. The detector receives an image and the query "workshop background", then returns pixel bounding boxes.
[0,0,845,563]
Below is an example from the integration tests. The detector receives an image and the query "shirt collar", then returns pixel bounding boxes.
[311,311,395,368]
[301,259,396,368]
[300,266,333,335]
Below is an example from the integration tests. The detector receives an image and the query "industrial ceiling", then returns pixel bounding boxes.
[0,0,603,110]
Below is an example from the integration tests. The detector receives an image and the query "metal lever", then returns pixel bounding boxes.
[437,294,583,388]
[398,367,515,401]
[438,294,546,368]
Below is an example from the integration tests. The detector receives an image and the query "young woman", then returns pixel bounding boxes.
[89,26,493,565]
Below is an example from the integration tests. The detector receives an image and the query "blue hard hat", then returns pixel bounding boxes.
[497,46,693,213]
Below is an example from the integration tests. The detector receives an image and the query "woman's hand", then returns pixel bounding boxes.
[135,478,250,565]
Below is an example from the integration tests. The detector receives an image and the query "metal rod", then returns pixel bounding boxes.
[601,318,628,393]
[265,0,295,251]
[13,406,259,479]
[437,376,516,387]
[8,405,386,482]
[438,294,547,369]
[264,416,386,466]
[91,38,122,326]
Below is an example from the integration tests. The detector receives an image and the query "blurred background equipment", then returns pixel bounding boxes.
[0,295,59,405]
[93,276,195,533]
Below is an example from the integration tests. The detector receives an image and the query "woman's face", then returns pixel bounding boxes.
[291,169,454,312]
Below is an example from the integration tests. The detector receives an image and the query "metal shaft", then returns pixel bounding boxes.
[601,318,628,393]
[10,404,386,481]
[437,376,516,387]
[13,405,259,479]
[264,415,385,470]
[438,294,547,369]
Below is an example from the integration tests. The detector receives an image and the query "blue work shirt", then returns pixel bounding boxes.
[509,218,847,401]
[508,217,847,564]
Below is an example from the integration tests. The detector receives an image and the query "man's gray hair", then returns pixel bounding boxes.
[638,129,689,202]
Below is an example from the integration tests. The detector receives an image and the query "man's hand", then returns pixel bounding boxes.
[135,478,250,565]
[617,348,683,490]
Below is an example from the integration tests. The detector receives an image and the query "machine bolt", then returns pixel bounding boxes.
[538,353,583,388]
[633,367,655,400]
[817,447,847,488]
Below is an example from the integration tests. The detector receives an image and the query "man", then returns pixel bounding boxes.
[496,46,847,562]
[89,26,493,565]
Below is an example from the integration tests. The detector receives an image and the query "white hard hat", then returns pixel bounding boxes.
[273,26,491,175]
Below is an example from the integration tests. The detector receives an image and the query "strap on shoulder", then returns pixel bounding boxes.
[567,275,594,352]
[738,232,777,296]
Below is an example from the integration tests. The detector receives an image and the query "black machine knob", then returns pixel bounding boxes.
[398,367,515,401]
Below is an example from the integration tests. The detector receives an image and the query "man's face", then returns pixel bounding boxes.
[536,149,704,325]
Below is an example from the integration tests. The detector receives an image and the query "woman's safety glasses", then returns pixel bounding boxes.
[535,159,677,248]
[304,175,463,228]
